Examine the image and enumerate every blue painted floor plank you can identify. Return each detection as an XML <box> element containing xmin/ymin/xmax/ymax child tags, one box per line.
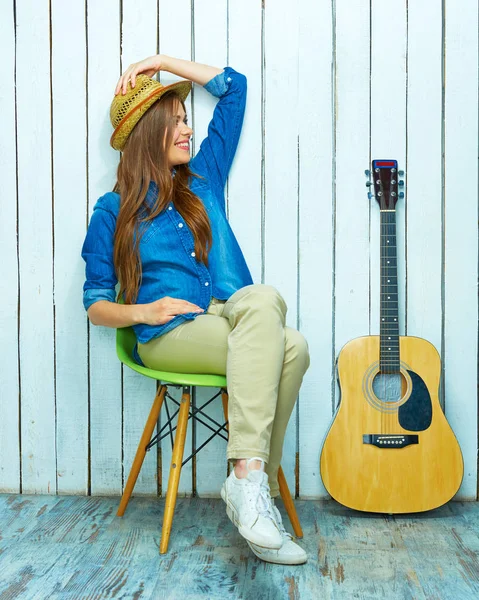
<box><xmin>0</xmin><ymin>495</ymin><xmax>478</xmax><ymax>599</ymax></box>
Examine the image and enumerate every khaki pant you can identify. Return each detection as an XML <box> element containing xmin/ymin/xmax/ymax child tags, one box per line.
<box><xmin>138</xmin><ymin>284</ymin><xmax>310</xmax><ymax>497</ymax></box>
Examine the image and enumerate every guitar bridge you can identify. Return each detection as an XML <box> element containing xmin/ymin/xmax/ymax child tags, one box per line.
<box><xmin>363</xmin><ymin>434</ymin><xmax>419</xmax><ymax>448</ymax></box>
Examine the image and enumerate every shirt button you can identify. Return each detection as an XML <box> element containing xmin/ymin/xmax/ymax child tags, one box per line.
<box><xmin>191</xmin><ymin>252</ymin><xmax>196</xmax><ymax>257</ymax></box>
<box><xmin>168</xmin><ymin>206</ymin><xmax>172</xmax><ymax>211</ymax></box>
<box><xmin>178</xmin><ymin>223</ymin><xmax>183</xmax><ymax>228</ymax></box>
<box><xmin>227</xmin><ymin>77</ymin><xmax>232</xmax><ymax>82</ymax></box>
<box><xmin>205</xmin><ymin>282</ymin><xmax>209</xmax><ymax>286</ymax></box>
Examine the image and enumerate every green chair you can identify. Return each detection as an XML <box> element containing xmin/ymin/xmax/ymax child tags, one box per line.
<box><xmin>116</xmin><ymin>325</ymin><xmax>303</xmax><ymax>554</ymax></box>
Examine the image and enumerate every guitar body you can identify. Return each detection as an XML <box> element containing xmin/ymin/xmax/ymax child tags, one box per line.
<box><xmin>320</xmin><ymin>335</ymin><xmax>464</xmax><ymax>513</ymax></box>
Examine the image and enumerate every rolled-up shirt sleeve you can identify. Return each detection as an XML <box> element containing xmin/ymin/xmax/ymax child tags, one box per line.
<box><xmin>190</xmin><ymin>67</ymin><xmax>247</xmax><ymax>197</ymax></box>
<box><xmin>81</xmin><ymin>206</ymin><xmax>118</xmax><ymax>311</ymax></box>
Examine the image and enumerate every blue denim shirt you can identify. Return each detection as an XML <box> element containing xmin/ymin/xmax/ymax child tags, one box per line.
<box><xmin>82</xmin><ymin>67</ymin><xmax>253</xmax><ymax>347</ymax></box>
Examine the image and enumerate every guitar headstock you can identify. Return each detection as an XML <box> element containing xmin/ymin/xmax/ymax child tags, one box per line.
<box><xmin>365</xmin><ymin>159</ymin><xmax>404</xmax><ymax>210</ymax></box>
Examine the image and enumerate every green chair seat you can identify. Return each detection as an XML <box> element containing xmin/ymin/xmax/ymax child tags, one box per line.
<box><xmin>116</xmin><ymin>325</ymin><xmax>227</xmax><ymax>388</ymax></box>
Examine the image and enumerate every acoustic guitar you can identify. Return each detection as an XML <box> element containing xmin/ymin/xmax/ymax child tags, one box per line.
<box><xmin>320</xmin><ymin>159</ymin><xmax>463</xmax><ymax>513</ymax></box>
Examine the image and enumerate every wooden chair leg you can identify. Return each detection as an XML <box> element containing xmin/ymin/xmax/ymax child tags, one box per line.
<box><xmin>221</xmin><ymin>390</ymin><xmax>231</xmax><ymax>476</ymax></box>
<box><xmin>278</xmin><ymin>466</ymin><xmax>303</xmax><ymax>538</ymax></box>
<box><xmin>221</xmin><ymin>389</ymin><xmax>229</xmax><ymax>422</ymax></box>
<box><xmin>222</xmin><ymin>389</ymin><xmax>303</xmax><ymax>538</ymax></box>
<box><xmin>117</xmin><ymin>385</ymin><xmax>167</xmax><ymax>517</ymax></box>
<box><xmin>160</xmin><ymin>386</ymin><xmax>191</xmax><ymax>554</ymax></box>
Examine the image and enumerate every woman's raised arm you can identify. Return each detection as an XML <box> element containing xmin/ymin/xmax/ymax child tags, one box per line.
<box><xmin>115</xmin><ymin>55</ymin><xmax>223</xmax><ymax>95</ymax></box>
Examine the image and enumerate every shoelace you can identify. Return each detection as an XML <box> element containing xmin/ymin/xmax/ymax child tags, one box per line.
<box><xmin>244</xmin><ymin>477</ymin><xmax>278</xmax><ymax>523</ymax></box>
<box><xmin>258</xmin><ymin>479</ymin><xmax>293</xmax><ymax>540</ymax></box>
<box><xmin>270</xmin><ymin>502</ymin><xmax>293</xmax><ymax>540</ymax></box>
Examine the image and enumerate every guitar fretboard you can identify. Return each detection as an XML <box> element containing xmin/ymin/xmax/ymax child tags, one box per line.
<box><xmin>380</xmin><ymin>210</ymin><xmax>400</xmax><ymax>372</ymax></box>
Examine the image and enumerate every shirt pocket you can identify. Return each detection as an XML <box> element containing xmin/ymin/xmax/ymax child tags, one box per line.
<box><xmin>140</xmin><ymin>219</ymin><xmax>161</xmax><ymax>244</ymax></box>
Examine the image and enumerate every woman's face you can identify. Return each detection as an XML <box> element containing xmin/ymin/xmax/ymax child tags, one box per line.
<box><xmin>167</xmin><ymin>101</ymin><xmax>193</xmax><ymax>169</ymax></box>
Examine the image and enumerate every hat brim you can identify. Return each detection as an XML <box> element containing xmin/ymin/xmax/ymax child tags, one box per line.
<box><xmin>110</xmin><ymin>79</ymin><xmax>192</xmax><ymax>151</ymax></box>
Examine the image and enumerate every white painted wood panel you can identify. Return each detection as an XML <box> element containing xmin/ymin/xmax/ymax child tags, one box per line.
<box><xmin>297</xmin><ymin>0</ymin><xmax>334</xmax><ymax>499</ymax></box>
<box><xmin>0</xmin><ymin>0</ymin><xmax>20</xmax><ymax>493</ymax></box>
<box><xmin>263</xmin><ymin>0</ymin><xmax>300</xmax><ymax>493</ymax></box>
<box><xmin>51</xmin><ymin>0</ymin><xmax>89</xmax><ymax>495</ymax></box>
<box><xmin>0</xmin><ymin>0</ymin><xmax>477</xmax><ymax>502</ymax></box>
<box><xmin>87</xmin><ymin>0</ymin><xmax>122</xmax><ymax>495</ymax></box>
<box><xmin>120</xmin><ymin>0</ymin><xmax>158</xmax><ymax>496</ymax></box>
<box><xmin>370</xmin><ymin>0</ymin><xmax>407</xmax><ymax>336</ymax></box>
<box><xmin>443</xmin><ymin>0</ymin><xmax>478</xmax><ymax>500</ymax></box>
<box><xmin>16</xmin><ymin>0</ymin><xmax>56</xmax><ymax>494</ymax></box>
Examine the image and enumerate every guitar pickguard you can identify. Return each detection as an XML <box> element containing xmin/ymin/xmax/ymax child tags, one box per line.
<box><xmin>398</xmin><ymin>370</ymin><xmax>432</xmax><ymax>431</ymax></box>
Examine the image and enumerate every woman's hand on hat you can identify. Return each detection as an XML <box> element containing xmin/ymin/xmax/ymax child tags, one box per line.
<box><xmin>115</xmin><ymin>55</ymin><xmax>164</xmax><ymax>95</ymax></box>
<box><xmin>138</xmin><ymin>296</ymin><xmax>204</xmax><ymax>326</ymax></box>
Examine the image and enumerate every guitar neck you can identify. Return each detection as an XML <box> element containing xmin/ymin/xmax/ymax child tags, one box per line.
<box><xmin>380</xmin><ymin>209</ymin><xmax>400</xmax><ymax>372</ymax></box>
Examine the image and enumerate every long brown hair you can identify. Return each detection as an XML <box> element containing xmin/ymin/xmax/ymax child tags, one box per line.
<box><xmin>113</xmin><ymin>91</ymin><xmax>212</xmax><ymax>304</ymax></box>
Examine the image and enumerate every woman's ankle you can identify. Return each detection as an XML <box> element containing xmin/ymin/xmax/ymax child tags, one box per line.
<box><xmin>234</xmin><ymin>458</ymin><xmax>264</xmax><ymax>479</ymax></box>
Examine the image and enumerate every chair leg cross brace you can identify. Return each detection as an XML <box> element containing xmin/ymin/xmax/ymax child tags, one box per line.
<box><xmin>146</xmin><ymin>390</ymin><xmax>229</xmax><ymax>452</ymax></box>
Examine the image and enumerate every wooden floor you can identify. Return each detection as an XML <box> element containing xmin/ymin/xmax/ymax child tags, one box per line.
<box><xmin>0</xmin><ymin>495</ymin><xmax>478</xmax><ymax>600</ymax></box>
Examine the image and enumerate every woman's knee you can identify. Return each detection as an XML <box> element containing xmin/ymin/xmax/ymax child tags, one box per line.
<box><xmin>237</xmin><ymin>284</ymin><xmax>288</xmax><ymax>314</ymax></box>
<box><xmin>285</xmin><ymin>328</ymin><xmax>310</xmax><ymax>372</ymax></box>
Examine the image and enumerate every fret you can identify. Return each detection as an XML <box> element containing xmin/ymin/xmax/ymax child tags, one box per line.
<box><xmin>380</xmin><ymin>359</ymin><xmax>401</xmax><ymax>363</ymax></box>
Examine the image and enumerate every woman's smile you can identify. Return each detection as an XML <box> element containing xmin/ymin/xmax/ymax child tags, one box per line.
<box><xmin>175</xmin><ymin>140</ymin><xmax>190</xmax><ymax>151</ymax></box>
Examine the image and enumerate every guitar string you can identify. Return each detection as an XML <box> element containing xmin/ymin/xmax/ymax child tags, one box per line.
<box><xmin>379</xmin><ymin>169</ymin><xmax>386</xmax><ymax>434</ymax></box>
<box><xmin>378</xmin><ymin>168</ymin><xmax>385</xmax><ymax>435</ymax></box>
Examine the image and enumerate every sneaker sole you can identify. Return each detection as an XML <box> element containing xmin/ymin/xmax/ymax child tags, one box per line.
<box><xmin>246</xmin><ymin>540</ymin><xmax>308</xmax><ymax>565</ymax></box>
<box><xmin>221</xmin><ymin>485</ymin><xmax>282</xmax><ymax>550</ymax></box>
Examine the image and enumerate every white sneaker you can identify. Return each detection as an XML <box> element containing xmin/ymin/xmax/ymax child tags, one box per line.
<box><xmin>247</xmin><ymin>501</ymin><xmax>308</xmax><ymax>565</ymax></box>
<box><xmin>221</xmin><ymin>458</ymin><xmax>283</xmax><ymax>549</ymax></box>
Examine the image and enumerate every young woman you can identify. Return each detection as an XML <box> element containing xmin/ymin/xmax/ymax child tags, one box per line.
<box><xmin>82</xmin><ymin>55</ymin><xmax>310</xmax><ymax>565</ymax></box>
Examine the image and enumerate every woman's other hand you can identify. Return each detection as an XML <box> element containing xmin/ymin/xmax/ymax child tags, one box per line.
<box><xmin>115</xmin><ymin>55</ymin><xmax>164</xmax><ymax>95</ymax></box>
<box><xmin>139</xmin><ymin>297</ymin><xmax>204</xmax><ymax>326</ymax></box>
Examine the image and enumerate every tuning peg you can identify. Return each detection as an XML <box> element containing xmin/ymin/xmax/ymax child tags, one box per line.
<box><xmin>398</xmin><ymin>170</ymin><xmax>404</xmax><ymax>176</ymax></box>
<box><xmin>366</xmin><ymin>181</ymin><xmax>372</xmax><ymax>187</ymax></box>
<box><xmin>365</xmin><ymin>169</ymin><xmax>371</xmax><ymax>177</ymax></box>
<box><xmin>399</xmin><ymin>192</ymin><xmax>405</xmax><ymax>198</ymax></box>
<box><xmin>368</xmin><ymin>192</ymin><xmax>374</xmax><ymax>199</ymax></box>
<box><xmin>398</xmin><ymin>180</ymin><xmax>404</xmax><ymax>186</ymax></box>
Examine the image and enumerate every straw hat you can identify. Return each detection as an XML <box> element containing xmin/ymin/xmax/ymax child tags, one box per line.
<box><xmin>110</xmin><ymin>74</ymin><xmax>192</xmax><ymax>151</ymax></box>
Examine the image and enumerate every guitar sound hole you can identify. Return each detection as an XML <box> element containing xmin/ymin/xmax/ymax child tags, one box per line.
<box><xmin>372</xmin><ymin>372</ymin><xmax>405</xmax><ymax>404</ymax></box>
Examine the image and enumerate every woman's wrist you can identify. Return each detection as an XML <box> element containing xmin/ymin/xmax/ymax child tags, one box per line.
<box><xmin>157</xmin><ymin>54</ymin><xmax>170</xmax><ymax>73</ymax></box>
<box><xmin>130</xmin><ymin>303</ymin><xmax>146</xmax><ymax>325</ymax></box>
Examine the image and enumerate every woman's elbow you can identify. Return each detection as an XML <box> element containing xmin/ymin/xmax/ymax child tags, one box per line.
<box><xmin>87</xmin><ymin>304</ymin><xmax>101</xmax><ymax>326</ymax></box>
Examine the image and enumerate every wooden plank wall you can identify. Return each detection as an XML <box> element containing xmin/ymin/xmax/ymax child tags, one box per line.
<box><xmin>0</xmin><ymin>0</ymin><xmax>477</xmax><ymax>500</ymax></box>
